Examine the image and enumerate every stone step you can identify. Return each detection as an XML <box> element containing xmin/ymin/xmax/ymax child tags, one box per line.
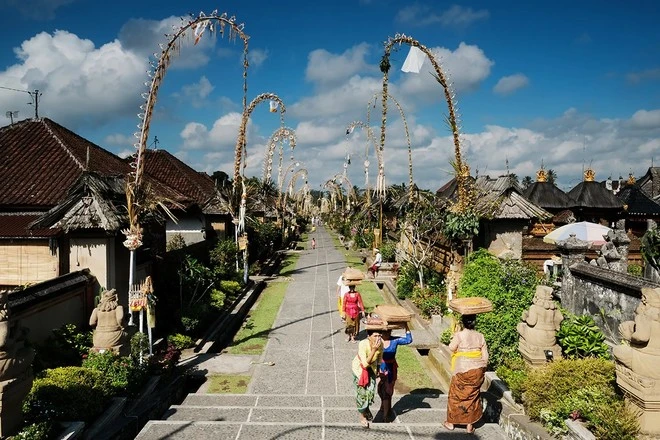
<box><xmin>136</xmin><ymin>420</ymin><xmax>507</xmax><ymax>440</ymax></box>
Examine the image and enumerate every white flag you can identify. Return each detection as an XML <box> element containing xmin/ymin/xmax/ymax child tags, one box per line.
<box><xmin>401</xmin><ymin>46</ymin><xmax>426</xmax><ymax>74</ymax></box>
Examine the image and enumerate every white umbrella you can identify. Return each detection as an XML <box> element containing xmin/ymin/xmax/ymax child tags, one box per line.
<box><xmin>543</xmin><ymin>221</ymin><xmax>612</xmax><ymax>245</ymax></box>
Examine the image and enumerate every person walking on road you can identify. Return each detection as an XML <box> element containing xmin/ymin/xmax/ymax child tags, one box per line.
<box><xmin>336</xmin><ymin>273</ymin><xmax>350</xmax><ymax>322</ymax></box>
<box><xmin>311</xmin><ymin>237</ymin><xmax>316</xmax><ymax>249</ymax></box>
<box><xmin>444</xmin><ymin>314</ymin><xmax>489</xmax><ymax>434</ymax></box>
<box><xmin>343</xmin><ymin>280</ymin><xmax>365</xmax><ymax>343</ymax></box>
<box><xmin>351</xmin><ymin>328</ymin><xmax>383</xmax><ymax>429</ymax></box>
<box><xmin>378</xmin><ymin>323</ymin><xmax>413</xmax><ymax>422</ymax></box>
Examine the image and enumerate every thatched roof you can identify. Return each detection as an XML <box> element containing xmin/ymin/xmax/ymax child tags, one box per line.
<box><xmin>637</xmin><ymin>167</ymin><xmax>660</xmax><ymax>199</ymax></box>
<box><xmin>30</xmin><ymin>172</ymin><xmax>128</xmax><ymax>232</ymax></box>
<box><xmin>524</xmin><ymin>181</ymin><xmax>576</xmax><ymax>210</ymax></box>
<box><xmin>617</xmin><ymin>184</ymin><xmax>660</xmax><ymax>217</ymax></box>
<box><xmin>474</xmin><ymin>175</ymin><xmax>553</xmax><ymax>221</ymax></box>
<box><xmin>567</xmin><ymin>181</ymin><xmax>625</xmax><ymax>209</ymax></box>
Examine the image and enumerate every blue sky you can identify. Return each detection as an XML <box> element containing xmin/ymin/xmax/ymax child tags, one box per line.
<box><xmin>0</xmin><ymin>0</ymin><xmax>658</xmax><ymax>193</ymax></box>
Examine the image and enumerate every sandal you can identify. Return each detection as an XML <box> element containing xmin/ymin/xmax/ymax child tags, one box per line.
<box><xmin>467</xmin><ymin>424</ymin><xmax>475</xmax><ymax>434</ymax></box>
<box><xmin>443</xmin><ymin>422</ymin><xmax>455</xmax><ymax>431</ymax></box>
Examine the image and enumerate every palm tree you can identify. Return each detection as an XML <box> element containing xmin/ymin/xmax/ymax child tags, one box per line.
<box><xmin>521</xmin><ymin>175</ymin><xmax>533</xmax><ymax>190</ymax></box>
<box><xmin>547</xmin><ymin>169</ymin><xmax>558</xmax><ymax>185</ymax></box>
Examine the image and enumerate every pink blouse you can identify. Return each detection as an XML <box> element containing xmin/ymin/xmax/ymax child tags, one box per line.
<box><xmin>448</xmin><ymin>329</ymin><xmax>489</xmax><ymax>374</ymax></box>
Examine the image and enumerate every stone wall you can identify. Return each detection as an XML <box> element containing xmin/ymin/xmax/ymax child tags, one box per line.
<box><xmin>561</xmin><ymin>262</ymin><xmax>660</xmax><ymax>342</ymax></box>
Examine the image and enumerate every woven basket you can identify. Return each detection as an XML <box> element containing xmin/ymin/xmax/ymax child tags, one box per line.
<box><xmin>373</xmin><ymin>304</ymin><xmax>413</xmax><ymax>323</ymax></box>
<box><xmin>448</xmin><ymin>297</ymin><xmax>493</xmax><ymax>315</ymax></box>
<box><xmin>342</xmin><ymin>267</ymin><xmax>365</xmax><ymax>286</ymax></box>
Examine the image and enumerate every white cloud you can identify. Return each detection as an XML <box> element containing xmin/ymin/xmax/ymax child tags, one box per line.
<box><xmin>396</xmin><ymin>4</ymin><xmax>489</xmax><ymax>28</ymax></box>
<box><xmin>174</xmin><ymin>76</ymin><xmax>214</xmax><ymax>107</ymax></box>
<box><xmin>248</xmin><ymin>48</ymin><xmax>269</xmax><ymax>67</ymax></box>
<box><xmin>493</xmin><ymin>73</ymin><xmax>530</xmax><ymax>96</ymax></box>
<box><xmin>180</xmin><ymin>112</ymin><xmax>258</xmax><ymax>151</ymax></box>
<box><xmin>398</xmin><ymin>42</ymin><xmax>494</xmax><ymax>100</ymax></box>
<box><xmin>626</xmin><ymin>68</ymin><xmax>660</xmax><ymax>84</ymax></box>
<box><xmin>104</xmin><ymin>133</ymin><xmax>136</xmax><ymax>149</ymax></box>
<box><xmin>0</xmin><ymin>30</ymin><xmax>146</xmax><ymax>129</ymax></box>
<box><xmin>630</xmin><ymin>109</ymin><xmax>660</xmax><ymax>129</ymax></box>
<box><xmin>305</xmin><ymin>43</ymin><xmax>374</xmax><ymax>88</ymax></box>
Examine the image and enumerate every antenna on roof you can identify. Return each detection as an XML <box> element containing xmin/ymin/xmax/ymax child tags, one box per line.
<box><xmin>152</xmin><ymin>136</ymin><xmax>159</xmax><ymax>150</ymax></box>
<box><xmin>0</xmin><ymin>86</ymin><xmax>41</xmax><ymax>118</ymax></box>
<box><xmin>505</xmin><ymin>156</ymin><xmax>510</xmax><ymax>175</ymax></box>
<box><xmin>581</xmin><ymin>136</ymin><xmax>587</xmax><ymax>177</ymax></box>
<box><xmin>5</xmin><ymin>111</ymin><xmax>18</xmax><ymax>125</ymax></box>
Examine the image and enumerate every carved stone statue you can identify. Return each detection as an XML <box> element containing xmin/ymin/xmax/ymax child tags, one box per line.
<box><xmin>0</xmin><ymin>291</ymin><xmax>35</xmax><ymax>437</ymax></box>
<box><xmin>89</xmin><ymin>289</ymin><xmax>127</xmax><ymax>354</ymax></box>
<box><xmin>613</xmin><ymin>287</ymin><xmax>660</xmax><ymax>435</ymax></box>
<box><xmin>517</xmin><ymin>285</ymin><xmax>563</xmax><ymax>366</ymax></box>
<box><xmin>0</xmin><ymin>292</ymin><xmax>34</xmax><ymax>381</ymax></box>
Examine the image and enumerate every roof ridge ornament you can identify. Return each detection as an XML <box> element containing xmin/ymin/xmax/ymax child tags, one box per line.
<box><xmin>536</xmin><ymin>168</ymin><xmax>547</xmax><ymax>182</ymax></box>
<box><xmin>584</xmin><ymin>168</ymin><xmax>596</xmax><ymax>182</ymax></box>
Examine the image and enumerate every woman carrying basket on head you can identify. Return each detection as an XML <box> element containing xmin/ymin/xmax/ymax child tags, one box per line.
<box><xmin>377</xmin><ymin>323</ymin><xmax>412</xmax><ymax>422</ymax></box>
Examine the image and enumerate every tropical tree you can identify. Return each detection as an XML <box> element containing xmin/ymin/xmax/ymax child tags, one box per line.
<box><xmin>398</xmin><ymin>197</ymin><xmax>444</xmax><ymax>289</ymax></box>
<box><xmin>547</xmin><ymin>169</ymin><xmax>558</xmax><ymax>185</ymax></box>
<box><xmin>521</xmin><ymin>175</ymin><xmax>533</xmax><ymax>190</ymax></box>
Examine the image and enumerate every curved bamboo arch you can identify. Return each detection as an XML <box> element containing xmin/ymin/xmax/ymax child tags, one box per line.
<box><xmin>323</xmin><ymin>181</ymin><xmax>343</xmax><ymax>212</ymax></box>
<box><xmin>262</xmin><ymin>126</ymin><xmax>297</xmax><ymax>183</ymax></box>
<box><xmin>380</xmin><ymin>34</ymin><xmax>470</xmax><ymax>211</ymax></box>
<box><xmin>326</xmin><ymin>173</ymin><xmax>358</xmax><ymax>209</ymax></box>
<box><xmin>366</xmin><ymin>92</ymin><xmax>413</xmax><ymax>201</ymax></box>
<box><xmin>345</xmin><ymin>120</ymin><xmax>380</xmax><ymax>206</ymax></box>
<box><xmin>128</xmin><ymin>11</ymin><xmax>249</xmax><ymax>234</ymax></box>
<box><xmin>282</xmin><ymin>168</ymin><xmax>308</xmax><ymax>213</ymax></box>
<box><xmin>234</xmin><ymin>92</ymin><xmax>286</xmax><ymax>190</ymax></box>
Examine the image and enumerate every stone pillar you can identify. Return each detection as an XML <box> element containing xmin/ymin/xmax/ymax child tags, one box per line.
<box><xmin>557</xmin><ymin>235</ymin><xmax>590</xmax><ymax>313</ymax></box>
<box><xmin>0</xmin><ymin>373</ymin><xmax>33</xmax><ymax>437</ymax></box>
<box><xmin>608</xmin><ymin>219</ymin><xmax>631</xmax><ymax>273</ymax></box>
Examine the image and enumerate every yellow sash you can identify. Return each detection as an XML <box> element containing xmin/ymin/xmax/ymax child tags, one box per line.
<box><xmin>451</xmin><ymin>350</ymin><xmax>482</xmax><ymax>371</ymax></box>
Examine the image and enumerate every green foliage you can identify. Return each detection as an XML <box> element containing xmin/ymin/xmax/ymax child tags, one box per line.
<box><xmin>220</xmin><ymin>280</ymin><xmax>242</xmax><ymax>295</ymax></box>
<box><xmin>495</xmin><ymin>356</ymin><xmax>528</xmax><ymax>403</ymax></box>
<box><xmin>33</xmin><ymin>324</ymin><xmax>93</xmax><ymax>371</ymax></box>
<box><xmin>641</xmin><ymin>227</ymin><xmax>660</xmax><ymax>270</ymax></box>
<box><xmin>12</xmin><ymin>420</ymin><xmax>56</xmax><ymax>440</ymax></box>
<box><xmin>209</xmin><ymin>288</ymin><xmax>226</xmax><ymax>311</ymax></box>
<box><xmin>23</xmin><ymin>367</ymin><xmax>113</xmax><ymax>423</ymax></box>
<box><xmin>247</xmin><ymin>220</ymin><xmax>282</xmax><ymax>261</ymax></box>
<box><xmin>380</xmin><ymin>241</ymin><xmax>397</xmax><ymax>262</ymax></box>
<box><xmin>539</xmin><ymin>386</ymin><xmax>615</xmax><ymax>435</ymax></box>
<box><xmin>210</xmin><ymin>239</ymin><xmax>240</xmax><ymax>280</ymax></box>
<box><xmin>458</xmin><ymin>249</ymin><xmax>538</xmax><ymax>369</ymax></box>
<box><xmin>442</xmin><ymin>211</ymin><xmax>479</xmax><ymax>241</ymax></box>
<box><xmin>130</xmin><ymin>332</ymin><xmax>149</xmax><ymax>360</ymax></box>
<box><xmin>522</xmin><ymin>358</ymin><xmax>616</xmax><ymax>421</ymax></box>
<box><xmin>440</xmin><ymin>328</ymin><xmax>453</xmax><ymax>345</ymax></box>
<box><xmin>354</xmin><ymin>228</ymin><xmax>374</xmax><ymax>249</ymax></box>
<box><xmin>627</xmin><ymin>263</ymin><xmax>643</xmax><ymax>277</ymax></box>
<box><xmin>82</xmin><ymin>351</ymin><xmax>147</xmax><ymax>395</ymax></box>
<box><xmin>166</xmin><ymin>233</ymin><xmax>186</xmax><ymax>252</ymax></box>
<box><xmin>589</xmin><ymin>400</ymin><xmax>640</xmax><ymax>440</ymax></box>
<box><xmin>396</xmin><ymin>262</ymin><xmax>417</xmax><ymax>299</ymax></box>
<box><xmin>557</xmin><ymin>314</ymin><xmax>610</xmax><ymax>360</ymax></box>
<box><xmin>167</xmin><ymin>333</ymin><xmax>195</xmax><ymax>350</ymax></box>
<box><xmin>411</xmin><ymin>285</ymin><xmax>447</xmax><ymax>318</ymax></box>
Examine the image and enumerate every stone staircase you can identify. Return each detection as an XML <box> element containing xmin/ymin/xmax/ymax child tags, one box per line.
<box><xmin>135</xmin><ymin>392</ymin><xmax>506</xmax><ymax>439</ymax></box>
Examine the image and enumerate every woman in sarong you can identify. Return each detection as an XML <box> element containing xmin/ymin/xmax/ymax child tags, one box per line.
<box><xmin>377</xmin><ymin>323</ymin><xmax>413</xmax><ymax>422</ymax></box>
<box><xmin>444</xmin><ymin>314</ymin><xmax>488</xmax><ymax>434</ymax></box>
<box><xmin>343</xmin><ymin>283</ymin><xmax>365</xmax><ymax>343</ymax></box>
<box><xmin>351</xmin><ymin>328</ymin><xmax>383</xmax><ymax>428</ymax></box>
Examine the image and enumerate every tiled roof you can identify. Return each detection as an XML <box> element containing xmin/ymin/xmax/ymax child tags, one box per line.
<box><xmin>0</xmin><ymin>213</ymin><xmax>60</xmax><ymax>238</ymax></box>
<box><xmin>617</xmin><ymin>184</ymin><xmax>660</xmax><ymax>216</ymax></box>
<box><xmin>567</xmin><ymin>181</ymin><xmax>625</xmax><ymax>209</ymax></box>
<box><xmin>524</xmin><ymin>181</ymin><xmax>576</xmax><ymax>210</ymax></box>
<box><xmin>0</xmin><ymin>118</ymin><xmax>130</xmax><ymax>208</ymax></box>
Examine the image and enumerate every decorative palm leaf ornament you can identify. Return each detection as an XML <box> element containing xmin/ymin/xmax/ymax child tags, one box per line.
<box><xmin>345</xmin><ymin>120</ymin><xmax>379</xmax><ymax>206</ymax></box>
<box><xmin>380</xmin><ymin>34</ymin><xmax>474</xmax><ymax>213</ymax></box>
<box><xmin>262</xmin><ymin>126</ymin><xmax>297</xmax><ymax>184</ymax></box>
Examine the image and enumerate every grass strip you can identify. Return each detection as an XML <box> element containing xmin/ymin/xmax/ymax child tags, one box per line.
<box><xmin>279</xmin><ymin>252</ymin><xmax>301</xmax><ymax>277</ymax></box>
<box><xmin>206</xmin><ymin>374</ymin><xmax>250</xmax><ymax>394</ymax></box>
<box><xmin>394</xmin><ymin>345</ymin><xmax>437</xmax><ymax>392</ymax></box>
<box><xmin>226</xmin><ymin>279</ymin><xmax>287</xmax><ymax>355</ymax></box>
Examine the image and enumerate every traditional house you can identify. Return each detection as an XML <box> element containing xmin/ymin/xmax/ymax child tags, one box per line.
<box><xmin>567</xmin><ymin>168</ymin><xmax>625</xmax><ymax>225</ymax></box>
<box><xmin>473</xmin><ymin>175</ymin><xmax>553</xmax><ymax>259</ymax></box>
<box><xmin>523</xmin><ymin>168</ymin><xmax>577</xmax><ymax>215</ymax></box>
<box><xmin>616</xmin><ymin>174</ymin><xmax>660</xmax><ymax>235</ymax></box>
<box><xmin>136</xmin><ymin>149</ymin><xmax>233</xmax><ymax>245</ymax></box>
<box><xmin>637</xmin><ymin>167</ymin><xmax>660</xmax><ymax>200</ymax></box>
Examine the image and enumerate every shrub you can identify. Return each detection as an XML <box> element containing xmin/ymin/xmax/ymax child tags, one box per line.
<box><xmin>458</xmin><ymin>249</ymin><xmax>538</xmax><ymax>369</ymax></box>
<box><xmin>23</xmin><ymin>367</ymin><xmax>113</xmax><ymax>423</ymax></box>
<box><xmin>167</xmin><ymin>333</ymin><xmax>195</xmax><ymax>350</ymax></box>
<box><xmin>209</xmin><ymin>288</ymin><xmax>226</xmax><ymax>311</ymax></box>
<box><xmin>149</xmin><ymin>343</ymin><xmax>181</xmax><ymax>376</ymax></box>
<box><xmin>166</xmin><ymin>233</ymin><xmax>186</xmax><ymax>252</ymax></box>
<box><xmin>440</xmin><ymin>328</ymin><xmax>453</xmax><ymax>345</ymax></box>
<box><xmin>210</xmin><ymin>239</ymin><xmax>240</xmax><ymax>280</ymax></box>
<box><xmin>13</xmin><ymin>420</ymin><xmax>56</xmax><ymax>440</ymax></box>
<box><xmin>627</xmin><ymin>263</ymin><xmax>643</xmax><ymax>277</ymax></box>
<box><xmin>82</xmin><ymin>351</ymin><xmax>147</xmax><ymax>395</ymax></box>
<box><xmin>130</xmin><ymin>332</ymin><xmax>150</xmax><ymax>360</ymax></box>
<box><xmin>396</xmin><ymin>262</ymin><xmax>417</xmax><ymax>299</ymax></box>
<box><xmin>33</xmin><ymin>324</ymin><xmax>93</xmax><ymax>371</ymax></box>
<box><xmin>495</xmin><ymin>357</ymin><xmax>528</xmax><ymax>403</ymax></box>
<box><xmin>589</xmin><ymin>400</ymin><xmax>640</xmax><ymax>440</ymax></box>
<box><xmin>557</xmin><ymin>314</ymin><xmax>610</xmax><ymax>360</ymax></box>
<box><xmin>380</xmin><ymin>241</ymin><xmax>397</xmax><ymax>262</ymax></box>
<box><xmin>411</xmin><ymin>285</ymin><xmax>447</xmax><ymax>318</ymax></box>
<box><xmin>220</xmin><ymin>280</ymin><xmax>242</xmax><ymax>296</ymax></box>
<box><xmin>522</xmin><ymin>358</ymin><xmax>615</xmax><ymax>421</ymax></box>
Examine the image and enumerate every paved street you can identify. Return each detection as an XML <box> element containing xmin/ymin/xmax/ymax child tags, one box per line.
<box><xmin>136</xmin><ymin>226</ymin><xmax>507</xmax><ymax>439</ymax></box>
